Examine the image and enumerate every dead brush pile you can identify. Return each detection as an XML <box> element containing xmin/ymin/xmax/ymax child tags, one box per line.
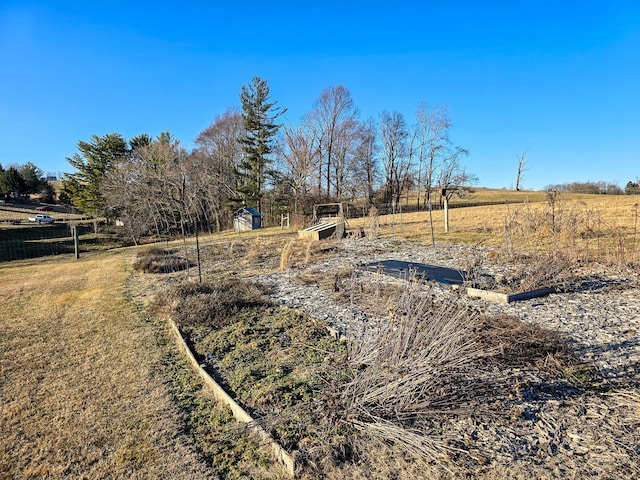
<box><xmin>133</xmin><ymin>247</ymin><xmax>190</xmax><ymax>273</ymax></box>
<box><xmin>313</xmin><ymin>286</ymin><xmax>494</xmax><ymax>462</ymax></box>
<box><xmin>463</xmin><ymin>247</ymin><xmax>575</xmax><ymax>293</ymax></box>
<box><xmin>475</xmin><ymin>313</ymin><xmax>577</xmax><ymax>375</ymax></box>
<box><xmin>290</xmin><ymin>285</ymin><xmax>477</xmax><ymax>474</ymax></box>
<box><xmin>291</xmin><ymin>281</ymin><xmax>635</xmax><ymax>478</ymax></box>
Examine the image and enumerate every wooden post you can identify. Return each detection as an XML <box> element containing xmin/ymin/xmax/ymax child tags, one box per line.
<box><xmin>73</xmin><ymin>225</ymin><xmax>80</xmax><ymax>259</ymax></box>
<box><xmin>195</xmin><ymin>229</ymin><xmax>202</xmax><ymax>283</ymax></box>
<box><xmin>444</xmin><ymin>198</ymin><xmax>449</xmax><ymax>233</ymax></box>
<box><xmin>280</xmin><ymin>213</ymin><xmax>290</xmax><ymax>229</ymax></box>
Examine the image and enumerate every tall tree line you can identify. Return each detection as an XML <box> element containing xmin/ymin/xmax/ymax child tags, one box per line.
<box><xmin>62</xmin><ymin>78</ymin><xmax>474</xmax><ymax>242</ymax></box>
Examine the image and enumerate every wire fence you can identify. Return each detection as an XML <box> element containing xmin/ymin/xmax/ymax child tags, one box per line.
<box><xmin>0</xmin><ymin>223</ymin><xmax>94</xmax><ymax>262</ymax></box>
<box><xmin>342</xmin><ymin>200</ymin><xmax>526</xmax><ymax>220</ymax></box>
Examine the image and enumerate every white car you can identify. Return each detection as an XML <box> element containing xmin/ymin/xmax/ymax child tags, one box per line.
<box><xmin>28</xmin><ymin>214</ymin><xmax>55</xmax><ymax>223</ymax></box>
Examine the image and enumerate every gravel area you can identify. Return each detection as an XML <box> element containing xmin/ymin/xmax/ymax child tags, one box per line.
<box><xmin>228</xmin><ymin>237</ymin><xmax>640</xmax><ymax>476</ymax></box>
<box><xmin>256</xmin><ymin>238</ymin><xmax>640</xmax><ymax>388</ymax></box>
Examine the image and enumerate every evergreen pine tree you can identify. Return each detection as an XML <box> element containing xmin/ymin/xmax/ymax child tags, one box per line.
<box><xmin>62</xmin><ymin>133</ymin><xmax>129</xmax><ymax>216</ymax></box>
<box><xmin>237</xmin><ymin>76</ymin><xmax>286</xmax><ymax>212</ymax></box>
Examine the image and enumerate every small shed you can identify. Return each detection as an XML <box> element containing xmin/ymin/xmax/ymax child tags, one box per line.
<box><xmin>233</xmin><ymin>207</ymin><xmax>262</xmax><ymax>232</ymax></box>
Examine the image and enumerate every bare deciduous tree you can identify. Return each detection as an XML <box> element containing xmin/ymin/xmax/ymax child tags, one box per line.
<box><xmin>277</xmin><ymin>124</ymin><xmax>319</xmax><ymax>213</ymax></box>
<box><xmin>437</xmin><ymin>148</ymin><xmax>475</xmax><ymax>202</ymax></box>
<box><xmin>515</xmin><ymin>150</ymin><xmax>529</xmax><ymax>191</ymax></box>
<box><xmin>380</xmin><ymin>110</ymin><xmax>410</xmax><ymax>205</ymax></box>
<box><xmin>305</xmin><ymin>85</ymin><xmax>359</xmax><ymax>197</ymax></box>
<box><xmin>102</xmin><ymin>133</ymin><xmax>209</xmax><ymax>241</ymax></box>
<box><xmin>194</xmin><ymin>109</ymin><xmax>244</xmax><ymax>230</ymax></box>
<box><xmin>348</xmin><ymin>118</ymin><xmax>379</xmax><ymax>203</ymax></box>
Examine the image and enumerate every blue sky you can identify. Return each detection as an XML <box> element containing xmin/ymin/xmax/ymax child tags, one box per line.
<box><xmin>1</xmin><ymin>1</ymin><xmax>638</xmax><ymax>190</ymax></box>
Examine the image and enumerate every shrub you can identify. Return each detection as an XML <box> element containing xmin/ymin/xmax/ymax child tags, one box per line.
<box><xmin>314</xmin><ymin>284</ymin><xmax>491</xmax><ymax>462</ymax></box>
<box><xmin>298</xmin><ymin>281</ymin><xmax>586</xmax><ymax>476</ymax></box>
<box><xmin>133</xmin><ymin>248</ymin><xmax>190</xmax><ymax>273</ymax></box>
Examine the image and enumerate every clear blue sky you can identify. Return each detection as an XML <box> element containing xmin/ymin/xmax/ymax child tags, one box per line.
<box><xmin>1</xmin><ymin>1</ymin><xmax>638</xmax><ymax>190</ymax></box>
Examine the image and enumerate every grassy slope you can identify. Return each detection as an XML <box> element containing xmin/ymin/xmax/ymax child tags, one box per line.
<box><xmin>350</xmin><ymin>192</ymin><xmax>640</xmax><ymax>254</ymax></box>
<box><xmin>0</xmin><ymin>254</ymin><xmax>212</xmax><ymax>479</ymax></box>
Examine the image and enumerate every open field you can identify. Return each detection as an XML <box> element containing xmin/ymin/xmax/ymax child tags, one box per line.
<box><xmin>394</xmin><ymin>186</ymin><xmax>550</xmax><ymax>207</ymax></box>
<box><xmin>0</xmin><ymin>203</ymin><xmax>83</xmax><ymax>224</ymax></box>
<box><xmin>349</xmin><ymin>193</ymin><xmax>640</xmax><ymax>264</ymax></box>
<box><xmin>0</xmin><ymin>254</ymin><xmax>214</xmax><ymax>479</ymax></box>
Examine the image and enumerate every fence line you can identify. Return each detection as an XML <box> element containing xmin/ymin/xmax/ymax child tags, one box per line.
<box><xmin>0</xmin><ymin>223</ymin><xmax>91</xmax><ymax>262</ymax></box>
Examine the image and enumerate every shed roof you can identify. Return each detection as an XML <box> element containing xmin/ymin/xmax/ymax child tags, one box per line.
<box><xmin>233</xmin><ymin>207</ymin><xmax>261</xmax><ymax>216</ymax></box>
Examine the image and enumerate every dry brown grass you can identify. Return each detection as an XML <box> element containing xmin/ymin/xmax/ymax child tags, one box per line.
<box><xmin>349</xmin><ymin>194</ymin><xmax>640</xmax><ymax>265</ymax></box>
<box><xmin>0</xmin><ymin>254</ymin><xmax>212</xmax><ymax>479</ymax></box>
<box><xmin>280</xmin><ymin>239</ymin><xmax>295</xmax><ymax>270</ymax></box>
<box><xmin>0</xmin><ymin>204</ymin><xmax>86</xmax><ymax>223</ymax></box>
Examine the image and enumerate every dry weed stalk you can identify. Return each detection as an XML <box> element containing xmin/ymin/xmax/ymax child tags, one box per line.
<box><xmin>280</xmin><ymin>239</ymin><xmax>294</xmax><ymax>271</ymax></box>
<box><xmin>323</xmin><ymin>283</ymin><xmax>494</xmax><ymax>461</ymax></box>
<box><xmin>365</xmin><ymin>206</ymin><xmax>380</xmax><ymax>240</ymax></box>
<box><xmin>303</xmin><ymin>239</ymin><xmax>313</xmax><ymax>264</ymax></box>
<box><xmin>461</xmin><ymin>246</ymin><xmax>494</xmax><ymax>290</ymax></box>
<box><xmin>516</xmin><ymin>254</ymin><xmax>572</xmax><ymax>292</ymax></box>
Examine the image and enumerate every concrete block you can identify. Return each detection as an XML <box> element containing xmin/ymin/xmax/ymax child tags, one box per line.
<box><xmin>466</xmin><ymin>287</ymin><xmax>556</xmax><ymax>304</ymax></box>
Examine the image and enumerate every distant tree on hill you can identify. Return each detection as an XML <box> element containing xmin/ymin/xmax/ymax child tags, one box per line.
<box><xmin>625</xmin><ymin>181</ymin><xmax>640</xmax><ymax>195</ymax></box>
<box><xmin>0</xmin><ymin>166</ymin><xmax>27</xmax><ymax>198</ymax></box>
<box><xmin>515</xmin><ymin>150</ymin><xmax>529</xmax><ymax>191</ymax></box>
<box><xmin>38</xmin><ymin>182</ymin><xmax>56</xmax><ymax>203</ymax></box>
<box><xmin>0</xmin><ymin>162</ymin><xmax>54</xmax><ymax>200</ymax></box>
<box><xmin>544</xmin><ymin>181</ymin><xmax>623</xmax><ymax>195</ymax></box>
<box><xmin>18</xmin><ymin>162</ymin><xmax>44</xmax><ymax>195</ymax></box>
